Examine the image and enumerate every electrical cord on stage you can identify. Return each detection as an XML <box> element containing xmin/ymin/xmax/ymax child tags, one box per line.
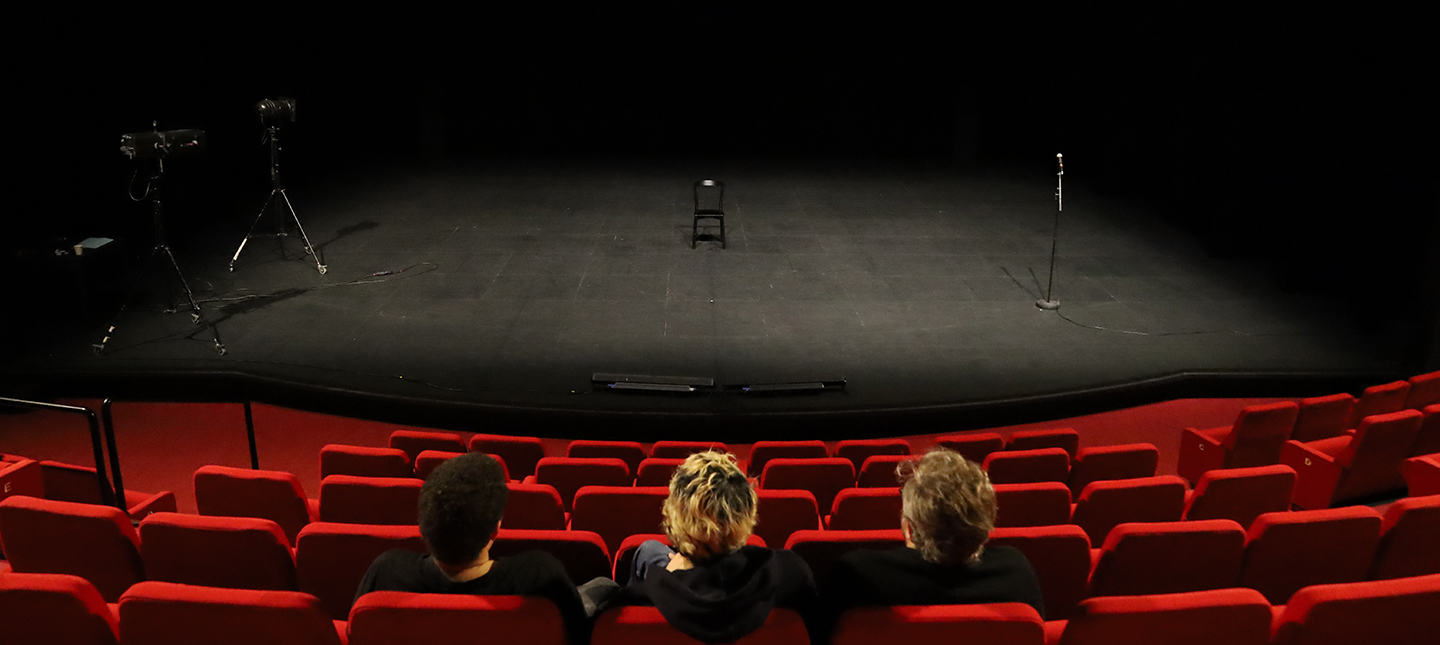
<box><xmin>1046</xmin><ymin>304</ymin><xmax>1351</xmax><ymax>338</ymax></box>
<box><xmin>191</xmin><ymin>262</ymin><xmax>439</xmax><ymax>307</ymax></box>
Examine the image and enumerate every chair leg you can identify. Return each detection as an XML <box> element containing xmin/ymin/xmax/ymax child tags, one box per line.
<box><xmin>691</xmin><ymin>216</ymin><xmax>698</xmax><ymax>249</ymax></box>
<box><xmin>719</xmin><ymin>216</ymin><xmax>726</xmax><ymax>249</ymax></box>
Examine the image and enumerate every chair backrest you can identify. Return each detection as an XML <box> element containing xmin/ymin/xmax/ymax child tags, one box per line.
<box><xmin>1331</xmin><ymin>409</ymin><xmax>1424</xmax><ymax>502</ymax></box>
<box><xmin>993</xmin><ymin>482</ymin><xmax>1073</xmax><ymax>528</ymax></box>
<box><xmin>635</xmin><ymin>458</ymin><xmax>685</xmax><ymax>487</ymax></box>
<box><xmin>747</xmin><ymin>440</ymin><xmax>829</xmax><ymax>477</ymax></box>
<box><xmin>1239</xmin><ymin>506</ymin><xmax>1382</xmax><ymax>604</ymax></box>
<box><xmin>0</xmin><ymin>495</ymin><xmax>143</xmax><ymax>602</ymax></box>
<box><xmin>1006</xmin><ymin>428</ymin><xmax>1080</xmax><ymax>460</ymax></box>
<box><xmin>835</xmin><ymin>439</ymin><xmax>911</xmax><ymax>472</ymax></box>
<box><xmin>1067</xmin><ymin>443</ymin><xmax>1160</xmax><ymax>496</ymax></box>
<box><xmin>1089</xmin><ymin>520</ymin><xmax>1246</xmax><ymax>598</ymax></box>
<box><xmin>988</xmin><ymin>524</ymin><xmax>1092</xmax><ymax>621</ymax></box>
<box><xmin>319</xmin><ymin>444</ymin><xmax>413</xmax><ymax>479</ymax></box>
<box><xmin>612</xmin><ymin>533</ymin><xmax>768</xmax><ymax>585</ymax></box>
<box><xmin>118</xmin><ymin>580</ymin><xmax>343</xmax><ymax>645</ymax></box>
<box><xmin>1402</xmin><ymin>454</ymin><xmax>1440</xmax><ymax>497</ymax></box>
<box><xmin>0</xmin><ymin>572</ymin><xmax>120</xmax><ymax>645</ymax></box>
<box><xmin>569</xmin><ymin>485</ymin><xmax>669</xmax><ymax>555</ymax></box>
<box><xmin>349</xmin><ymin>592</ymin><xmax>566</xmax><ymax>645</ymax></box>
<box><xmin>983</xmin><ymin>448</ymin><xmax>1071</xmax><ymax>485</ymax></box>
<box><xmin>1183</xmin><ymin>464</ymin><xmax>1296</xmax><ymax>528</ymax></box>
<box><xmin>37</xmin><ymin>460</ymin><xmax>111</xmax><ymax>506</ymax></box>
<box><xmin>1406</xmin><ymin>371</ymin><xmax>1440</xmax><ymax>409</ymax></box>
<box><xmin>1071</xmin><ymin>475</ymin><xmax>1188</xmax><ymax>545</ymax></box>
<box><xmin>412</xmin><ymin>450</ymin><xmax>466</xmax><ymax>480</ymax></box>
<box><xmin>1351</xmin><ymin>380</ymin><xmax>1412</xmax><ymax>428</ymax></box>
<box><xmin>1220</xmin><ymin>401</ymin><xmax>1301</xmax><ymax>466</ymax></box>
<box><xmin>827</xmin><ymin>487</ymin><xmax>902</xmax><ymax>530</ymax></box>
<box><xmin>760</xmin><ymin>457</ymin><xmax>856</xmax><ymax>513</ymax></box>
<box><xmin>1271</xmin><ymin>573</ymin><xmax>1440</xmax><ymax>645</ymax></box>
<box><xmin>387</xmin><ymin>430</ymin><xmax>465</xmax><ymax>463</ymax></box>
<box><xmin>833</xmin><ymin>603</ymin><xmax>1045</xmax><ymax>645</ymax></box>
<box><xmin>1369</xmin><ymin>494</ymin><xmax>1440</xmax><ymax>580</ymax></box>
<box><xmin>1411</xmin><ymin>404</ymin><xmax>1440</xmax><ymax>457</ymax></box>
<box><xmin>139</xmin><ymin>512</ymin><xmax>297</xmax><ymax>591</ymax></box>
<box><xmin>1291</xmin><ymin>393</ymin><xmax>1357</xmax><ymax>443</ymax></box>
<box><xmin>595</xmin><ymin>606</ymin><xmax>807</xmax><ymax>645</ymax></box>
<box><xmin>649</xmin><ymin>441</ymin><xmax>729</xmax><ymax>459</ymax></box>
<box><xmin>534</xmin><ymin>457</ymin><xmax>632</xmax><ymax>511</ymax></box>
<box><xmin>754</xmin><ymin>489</ymin><xmax>821</xmax><ymax>550</ymax></box>
<box><xmin>468</xmin><ymin>434</ymin><xmax>546</xmax><ymax>480</ymax></box>
<box><xmin>933</xmin><ymin>432</ymin><xmax>1006</xmax><ymax>465</ymax></box>
<box><xmin>784</xmin><ymin>529</ymin><xmax>905</xmax><ymax>582</ymax></box>
<box><xmin>566</xmin><ymin>440</ymin><xmax>646</xmax><ymax>475</ymax></box>
<box><xmin>317</xmin><ymin>475</ymin><xmax>423</xmax><ymax>525</ymax></box>
<box><xmin>503</xmin><ymin>482</ymin><xmax>567</xmax><ymax>530</ymax></box>
<box><xmin>295</xmin><ymin>522</ymin><xmax>426</xmax><ymax>621</ymax></box>
<box><xmin>692</xmin><ymin>179</ymin><xmax>725</xmax><ymax>211</ymax></box>
<box><xmin>1058</xmin><ymin>588</ymin><xmax>1273</xmax><ymax>645</ymax></box>
<box><xmin>194</xmin><ymin>464</ymin><xmax>315</xmax><ymax>546</ymax></box>
<box><xmin>0</xmin><ymin>457</ymin><xmax>44</xmax><ymax>504</ymax></box>
<box><xmin>857</xmin><ymin>454</ymin><xmax>915</xmax><ymax>487</ymax></box>
<box><xmin>491</xmin><ymin>528</ymin><xmax>612</xmax><ymax>585</ymax></box>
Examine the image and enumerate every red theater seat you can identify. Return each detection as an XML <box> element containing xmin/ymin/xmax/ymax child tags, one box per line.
<box><xmin>993</xmin><ymin>482</ymin><xmax>1073</xmax><ymax>528</ymax></box>
<box><xmin>1401</xmin><ymin>454</ymin><xmax>1440</xmax><ymax>497</ymax></box>
<box><xmin>827</xmin><ymin>487</ymin><xmax>902</xmax><ymax>530</ymax></box>
<box><xmin>319</xmin><ymin>444</ymin><xmax>413</xmax><ymax>479</ymax></box>
<box><xmin>1290</xmin><ymin>393</ymin><xmax>1356</xmax><ymax>443</ymax></box>
<box><xmin>1406</xmin><ymin>371</ymin><xmax>1440</xmax><ymax>409</ymax></box>
<box><xmin>1070</xmin><ymin>475</ymin><xmax>1187</xmax><ymax>545</ymax></box>
<box><xmin>1368</xmin><ymin>494</ymin><xmax>1440</xmax><ymax>580</ymax></box>
<box><xmin>349</xmin><ymin>592</ymin><xmax>565</xmax><ymax>645</ymax></box>
<box><xmin>649</xmin><ymin>441</ymin><xmax>729</xmax><ymax>459</ymax></box>
<box><xmin>566</xmin><ymin>440</ymin><xmax>646</xmax><ymax>475</ymax></box>
<box><xmin>1270</xmin><ymin>573</ymin><xmax>1440</xmax><ymax>645</ymax></box>
<box><xmin>832</xmin><ymin>603</ymin><xmax>1045</xmax><ymax>645</ymax></box>
<box><xmin>531</xmin><ymin>457</ymin><xmax>632</xmax><ymax>511</ymax></box>
<box><xmin>0</xmin><ymin>572</ymin><xmax>120</xmax><ymax>645</ymax></box>
<box><xmin>612</xmin><ymin>533</ymin><xmax>766</xmax><ymax>584</ymax></box>
<box><xmin>1006</xmin><ymin>428</ymin><xmax>1080</xmax><ymax>461</ymax></box>
<box><xmin>1056</xmin><ymin>588</ymin><xmax>1273</xmax><ymax>645</ymax></box>
<box><xmin>1411</xmin><ymin>404</ymin><xmax>1440</xmax><ymax>457</ymax></box>
<box><xmin>1281</xmin><ymin>409</ymin><xmax>1424</xmax><ymax>509</ymax></box>
<box><xmin>934</xmin><ymin>432</ymin><xmax>1006</xmax><ymax>464</ymax></box>
<box><xmin>784</xmin><ymin>529</ymin><xmax>906</xmax><ymax>583</ymax></box>
<box><xmin>295</xmin><ymin>522</ymin><xmax>425</xmax><ymax>621</ymax></box>
<box><xmin>1238</xmin><ymin>506</ymin><xmax>1382</xmax><ymax>604</ymax></box>
<box><xmin>747</xmin><ymin>440</ymin><xmax>829</xmax><ymax>477</ymax></box>
<box><xmin>1350</xmin><ymin>380</ymin><xmax>1412</xmax><ymax>428</ymax></box>
<box><xmin>594</xmin><ymin>606</ymin><xmax>809</xmax><ymax>645</ymax></box>
<box><xmin>139</xmin><ymin>512</ymin><xmax>298</xmax><ymax>591</ymax></box>
<box><xmin>503</xmin><ymin>482</ymin><xmax>567</xmax><ymax>530</ymax></box>
<box><xmin>490</xmin><ymin>528</ymin><xmax>612</xmax><ymax>585</ymax></box>
<box><xmin>194</xmin><ymin>465</ymin><xmax>318</xmax><ymax>547</ymax></box>
<box><xmin>39</xmin><ymin>460</ymin><xmax>176</xmax><ymax>521</ymax></box>
<box><xmin>0</xmin><ymin>496</ymin><xmax>144</xmax><ymax>602</ymax></box>
<box><xmin>0</xmin><ymin>457</ymin><xmax>43</xmax><ymax>504</ymax></box>
<box><xmin>835</xmin><ymin>439</ymin><xmax>911</xmax><ymax>473</ymax></box>
<box><xmin>1182</xmin><ymin>464</ymin><xmax>1296</xmax><ymax>529</ymax></box>
<box><xmin>857</xmin><ymin>454</ymin><xmax>915</xmax><ymax>488</ymax></box>
<box><xmin>635</xmin><ymin>458</ymin><xmax>684</xmax><ymax>487</ymax></box>
<box><xmin>569</xmin><ymin>486</ymin><xmax>668</xmax><ymax>555</ymax></box>
<box><xmin>1087</xmin><ymin>520</ymin><xmax>1245</xmax><ymax>598</ymax></box>
<box><xmin>413</xmin><ymin>450</ymin><xmax>468</xmax><ymax>480</ymax></box>
<box><xmin>984</xmin><ymin>448</ymin><xmax>1070</xmax><ymax>485</ymax></box>
<box><xmin>387</xmin><ymin>429</ymin><xmax>465</xmax><ymax>463</ymax></box>
<box><xmin>754</xmin><ymin>489</ymin><xmax>821</xmax><ymax>551</ymax></box>
<box><xmin>118</xmin><ymin>581</ymin><xmax>344</xmax><ymax>645</ymax></box>
<box><xmin>988</xmin><ymin>524</ymin><xmax>1092</xmax><ymax>621</ymax></box>
<box><xmin>318</xmin><ymin>475</ymin><xmax>423</xmax><ymax>525</ymax></box>
<box><xmin>1067</xmin><ymin>443</ymin><xmax>1160</xmax><ymax>497</ymax></box>
<box><xmin>1177</xmin><ymin>401</ymin><xmax>1299</xmax><ymax>485</ymax></box>
<box><xmin>760</xmin><ymin>457</ymin><xmax>855</xmax><ymax>513</ymax></box>
<box><xmin>468</xmin><ymin>434</ymin><xmax>546</xmax><ymax>480</ymax></box>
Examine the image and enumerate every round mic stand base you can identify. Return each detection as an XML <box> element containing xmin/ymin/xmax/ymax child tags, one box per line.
<box><xmin>1035</xmin><ymin>299</ymin><xmax>1061</xmax><ymax>310</ymax></box>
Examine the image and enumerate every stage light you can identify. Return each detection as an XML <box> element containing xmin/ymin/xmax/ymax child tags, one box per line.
<box><xmin>255</xmin><ymin>97</ymin><xmax>297</xmax><ymax>124</ymax></box>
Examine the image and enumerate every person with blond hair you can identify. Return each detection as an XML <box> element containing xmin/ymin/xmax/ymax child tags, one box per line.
<box><xmin>612</xmin><ymin>451</ymin><xmax>816</xmax><ymax>644</ymax></box>
<box><xmin>816</xmin><ymin>448</ymin><xmax>1044</xmax><ymax>635</ymax></box>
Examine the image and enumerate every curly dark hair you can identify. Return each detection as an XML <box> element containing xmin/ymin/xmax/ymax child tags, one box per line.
<box><xmin>419</xmin><ymin>452</ymin><xmax>508</xmax><ymax>566</ymax></box>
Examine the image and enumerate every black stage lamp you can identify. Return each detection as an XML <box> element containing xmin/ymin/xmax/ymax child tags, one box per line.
<box><xmin>255</xmin><ymin>97</ymin><xmax>297</xmax><ymax>124</ymax></box>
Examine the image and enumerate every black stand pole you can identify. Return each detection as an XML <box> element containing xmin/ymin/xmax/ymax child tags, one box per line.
<box><xmin>229</xmin><ymin>126</ymin><xmax>326</xmax><ymax>274</ymax></box>
<box><xmin>1036</xmin><ymin>153</ymin><xmax>1063</xmax><ymax>310</ymax></box>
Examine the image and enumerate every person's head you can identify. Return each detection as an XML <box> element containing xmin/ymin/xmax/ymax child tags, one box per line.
<box><xmin>663</xmin><ymin>451</ymin><xmax>758</xmax><ymax>562</ymax></box>
<box><xmin>418</xmin><ymin>452</ymin><xmax>508</xmax><ymax>567</ymax></box>
<box><xmin>898</xmin><ymin>448</ymin><xmax>997</xmax><ymax>565</ymax></box>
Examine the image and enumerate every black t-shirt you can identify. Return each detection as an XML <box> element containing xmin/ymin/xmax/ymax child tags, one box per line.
<box><xmin>817</xmin><ymin>545</ymin><xmax>1045</xmax><ymax>639</ymax></box>
<box><xmin>356</xmin><ymin>549</ymin><xmax>588</xmax><ymax>643</ymax></box>
<box><xmin>614</xmin><ymin>546</ymin><xmax>817</xmax><ymax>645</ymax></box>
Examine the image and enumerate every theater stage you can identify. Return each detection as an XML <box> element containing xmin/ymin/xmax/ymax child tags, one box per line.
<box><xmin>1</xmin><ymin>159</ymin><xmax>1405</xmax><ymax>433</ymax></box>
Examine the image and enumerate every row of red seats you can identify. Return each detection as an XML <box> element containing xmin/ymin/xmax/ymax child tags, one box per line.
<box><xmin>4</xmin><ymin>568</ymin><xmax>1437</xmax><ymax>645</ymax></box>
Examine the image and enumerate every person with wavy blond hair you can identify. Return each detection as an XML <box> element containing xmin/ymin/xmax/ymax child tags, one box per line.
<box><xmin>816</xmin><ymin>448</ymin><xmax>1044</xmax><ymax>637</ymax></box>
<box><xmin>611</xmin><ymin>451</ymin><xmax>816</xmax><ymax>644</ymax></box>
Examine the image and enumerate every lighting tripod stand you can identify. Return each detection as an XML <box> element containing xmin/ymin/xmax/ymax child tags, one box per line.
<box><xmin>229</xmin><ymin>120</ymin><xmax>325</xmax><ymax>274</ymax></box>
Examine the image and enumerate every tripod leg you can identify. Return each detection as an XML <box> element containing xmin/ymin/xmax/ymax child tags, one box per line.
<box><xmin>278</xmin><ymin>189</ymin><xmax>326</xmax><ymax>274</ymax></box>
<box><xmin>230</xmin><ymin>190</ymin><xmax>279</xmax><ymax>272</ymax></box>
<box><xmin>94</xmin><ymin>245</ymin><xmax>163</xmax><ymax>355</ymax></box>
<box><xmin>160</xmin><ymin>245</ymin><xmax>226</xmax><ymax>355</ymax></box>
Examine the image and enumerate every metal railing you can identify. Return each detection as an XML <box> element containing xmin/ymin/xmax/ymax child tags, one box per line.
<box><xmin>0</xmin><ymin>396</ymin><xmax>121</xmax><ymax>511</ymax></box>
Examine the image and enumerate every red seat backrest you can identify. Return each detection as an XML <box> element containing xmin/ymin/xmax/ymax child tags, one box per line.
<box><xmin>827</xmin><ymin>487</ymin><xmax>902</xmax><ymax>530</ymax></box>
<box><xmin>566</xmin><ymin>440</ymin><xmax>646</xmax><ymax>475</ymax></box>
<box><xmin>635</xmin><ymin>458</ymin><xmax>685</xmax><ymax>487</ymax></box>
<box><xmin>1006</xmin><ymin>428</ymin><xmax>1080</xmax><ymax>460</ymax></box>
<box><xmin>1239</xmin><ymin>506</ymin><xmax>1382</xmax><ymax>604</ymax></box>
<box><xmin>295</xmin><ymin>522</ymin><xmax>426</xmax><ymax>621</ymax></box>
<box><xmin>933</xmin><ymin>432</ymin><xmax>1006</xmax><ymax>465</ymax></box>
<box><xmin>318</xmin><ymin>475</ymin><xmax>423</xmax><ymax>525</ymax></box>
<box><xmin>754</xmin><ymin>489</ymin><xmax>821</xmax><ymax>551</ymax></box>
<box><xmin>491</xmin><ymin>528</ymin><xmax>612</xmax><ymax>585</ymax></box>
<box><xmin>1350</xmin><ymin>380</ymin><xmax>1412</xmax><ymax>428</ymax></box>
<box><xmin>833</xmin><ymin>603</ymin><xmax>1045</xmax><ymax>645</ymax></box>
<box><xmin>1331</xmin><ymin>409</ymin><xmax>1424</xmax><ymax>501</ymax></box>
<box><xmin>1369</xmin><ymin>494</ymin><xmax>1440</xmax><ymax>580</ymax></box>
<box><xmin>117</xmin><ymin>580</ymin><xmax>343</xmax><ymax>645</ymax></box>
<box><xmin>388</xmin><ymin>430</ymin><xmax>465</xmax><ymax>463</ymax></box>
<box><xmin>747</xmin><ymin>441</ymin><xmax>828</xmax><ymax>477</ymax></box>
<box><xmin>1071</xmin><ymin>475</ymin><xmax>1188</xmax><ymax>545</ymax></box>
<box><xmin>319</xmin><ymin>444</ymin><xmax>413</xmax><ymax>479</ymax></box>
<box><xmin>1183</xmin><ymin>464</ymin><xmax>1296</xmax><ymax>529</ymax></box>
<box><xmin>569</xmin><ymin>486</ymin><xmax>668</xmax><ymax>555</ymax></box>
<box><xmin>784</xmin><ymin>529</ymin><xmax>905</xmax><ymax>582</ymax></box>
<box><xmin>139</xmin><ymin>512</ymin><xmax>298</xmax><ymax>591</ymax></box>
<box><xmin>350</xmin><ymin>592</ymin><xmax>566</xmax><ymax>645</ymax></box>
<box><xmin>0</xmin><ymin>495</ymin><xmax>144</xmax><ymax>602</ymax></box>
<box><xmin>1271</xmin><ymin>573</ymin><xmax>1440</xmax><ymax>645</ymax></box>
<box><xmin>649</xmin><ymin>441</ymin><xmax>729</xmax><ymax>459</ymax></box>
<box><xmin>1290</xmin><ymin>393</ymin><xmax>1356</xmax><ymax>443</ymax></box>
<box><xmin>413</xmin><ymin>450</ymin><xmax>469</xmax><ymax>481</ymax></box>
<box><xmin>1058</xmin><ymin>588</ymin><xmax>1272</xmax><ymax>645</ymax></box>
<box><xmin>534</xmin><ymin>457</ymin><xmax>633</xmax><ymax>511</ymax></box>
<box><xmin>1067</xmin><ymin>443</ymin><xmax>1159</xmax><ymax>497</ymax></box>
<box><xmin>0</xmin><ymin>572</ymin><xmax>120</xmax><ymax>645</ymax></box>
<box><xmin>835</xmin><ymin>439</ymin><xmax>911</xmax><ymax>472</ymax></box>
<box><xmin>503</xmin><ymin>482</ymin><xmax>567</xmax><ymax>530</ymax></box>
<box><xmin>1406</xmin><ymin>371</ymin><xmax>1440</xmax><ymax>409</ymax></box>
<box><xmin>1089</xmin><ymin>520</ymin><xmax>1246</xmax><ymax>598</ymax></box>
<box><xmin>468</xmin><ymin>434</ymin><xmax>547</xmax><ymax>480</ymax></box>
<box><xmin>194</xmin><ymin>465</ymin><xmax>315</xmax><ymax>546</ymax></box>
<box><xmin>857</xmin><ymin>455</ymin><xmax>916</xmax><ymax>488</ymax></box>
<box><xmin>983</xmin><ymin>448</ymin><xmax>1071</xmax><ymax>485</ymax></box>
<box><xmin>760</xmin><ymin>457</ymin><xmax>855</xmax><ymax>513</ymax></box>
<box><xmin>988</xmin><ymin>524</ymin><xmax>1092</xmax><ymax>621</ymax></box>
<box><xmin>993</xmin><ymin>482</ymin><xmax>1073</xmax><ymax>528</ymax></box>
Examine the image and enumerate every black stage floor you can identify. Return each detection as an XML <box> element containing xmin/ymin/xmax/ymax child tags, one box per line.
<box><xmin>4</xmin><ymin>159</ymin><xmax>1407</xmax><ymax>423</ymax></box>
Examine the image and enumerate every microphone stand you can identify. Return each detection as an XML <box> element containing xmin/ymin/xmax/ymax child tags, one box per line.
<box><xmin>1036</xmin><ymin>153</ymin><xmax>1063</xmax><ymax>310</ymax></box>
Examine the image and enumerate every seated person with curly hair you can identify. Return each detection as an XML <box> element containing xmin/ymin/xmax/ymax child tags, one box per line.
<box><xmin>614</xmin><ymin>451</ymin><xmax>817</xmax><ymax>644</ymax></box>
<box><xmin>355</xmin><ymin>452</ymin><xmax>595</xmax><ymax>643</ymax></box>
<box><xmin>817</xmin><ymin>448</ymin><xmax>1044</xmax><ymax>635</ymax></box>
